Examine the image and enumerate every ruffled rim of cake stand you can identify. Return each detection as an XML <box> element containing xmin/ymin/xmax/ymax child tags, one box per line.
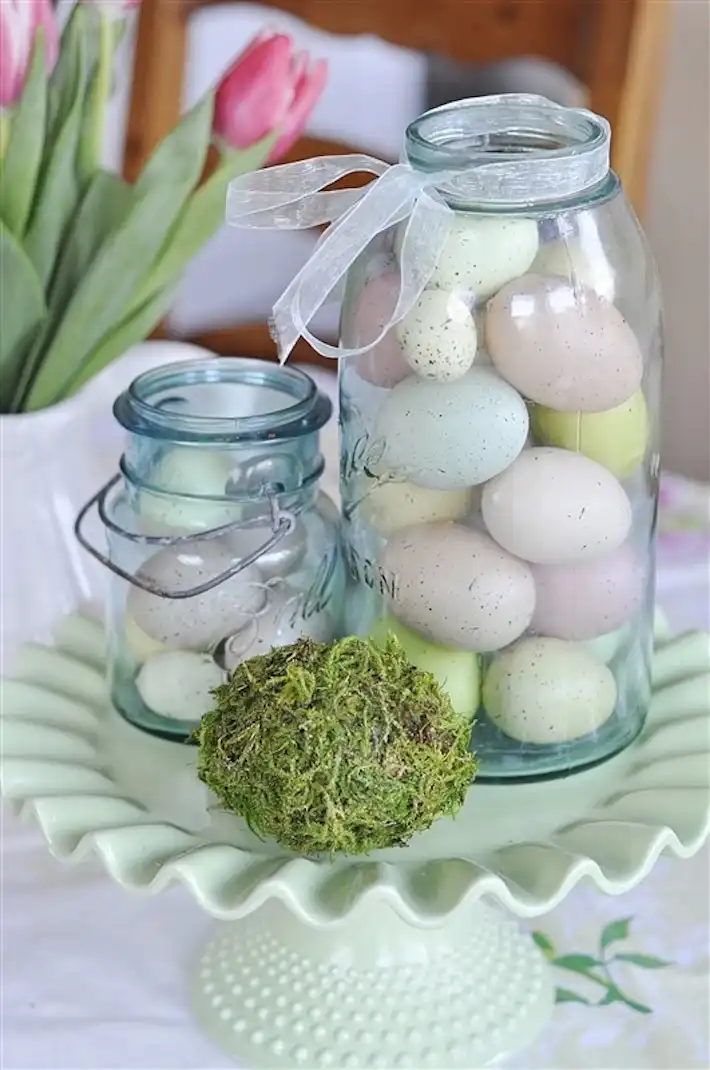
<box><xmin>1</xmin><ymin>612</ymin><xmax>709</xmax><ymax>926</ymax></box>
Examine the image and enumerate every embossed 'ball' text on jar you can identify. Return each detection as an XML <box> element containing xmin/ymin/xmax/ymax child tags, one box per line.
<box><xmin>339</xmin><ymin>97</ymin><xmax>662</xmax><ymax>780</ymax></box>
<box><xmin>76</xmin><ymin>358</ymin><xmax>344</xmax><ymax>740</ymax></box>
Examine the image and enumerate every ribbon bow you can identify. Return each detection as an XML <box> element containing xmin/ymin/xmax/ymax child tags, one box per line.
<box><xmin>225</xmin><ymin>95</ymin><xmax>611</xmax><ymax>363</ymax></box>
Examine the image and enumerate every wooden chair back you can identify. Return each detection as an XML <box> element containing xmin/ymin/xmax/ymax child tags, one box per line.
<box><xmin>125</xmin><ymin>0</ymin><xmax>669</xmax><ymax>364</ymax></box>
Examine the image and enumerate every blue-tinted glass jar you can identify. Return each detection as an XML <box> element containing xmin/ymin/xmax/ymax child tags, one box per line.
<box><xmin>338</xmin><ymin>97</ymin><xmax>662</xmax><ymax>781</ymax></box>
<box><xmin>77</xmin><ymin>357</ymin><xmax>343</xmax><ymax>740</ymax></box>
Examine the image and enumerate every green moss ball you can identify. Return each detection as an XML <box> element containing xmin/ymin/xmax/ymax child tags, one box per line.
<box><xmin>195</xmin><ymin>634</ymin><xmax>477</xmax><ymax>856</ymax></box>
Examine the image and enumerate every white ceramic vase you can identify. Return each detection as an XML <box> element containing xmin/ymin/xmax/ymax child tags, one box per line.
<box><xmin>0</xmin><ymin>341</ymin><xmax>214</xmax><ymax>669</ymax></box>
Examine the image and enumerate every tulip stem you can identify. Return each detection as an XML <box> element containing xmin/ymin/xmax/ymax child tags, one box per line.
<box><xmin>0</xmin><ymin>111</ymin><xmax>10</xmax><ymax>163</ymax></box>
<box><xmin>78</xmin><ymin>8</ymin><xmax>113</xmax><ymax>184</ymax></box>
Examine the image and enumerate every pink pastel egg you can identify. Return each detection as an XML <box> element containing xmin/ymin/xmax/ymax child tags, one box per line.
<box><xmin>348</xmin><ymin>273</ymin><xmax>410</xmax><ymax>388</ymax></box>
<box><xmin>532</xmin><ymin>544</ymin><xmax>646</xmax><ymax>640</ymax></box>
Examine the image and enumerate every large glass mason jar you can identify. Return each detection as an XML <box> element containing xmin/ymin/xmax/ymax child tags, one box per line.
<box><xmin>339</xmin><ymin>97</ymin><xmax>662</xmax><ymax>780</ymax></box>
<box><xmin>76</xmin><ymin>357</ymin><xmax>343</xmax><ymax>740</ymax></box>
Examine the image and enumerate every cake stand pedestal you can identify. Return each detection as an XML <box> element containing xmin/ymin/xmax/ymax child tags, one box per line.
<box><xmin>2</xmin><ymin>613</ymin><xmax>709</xmax><ymax>1070</ymax></box>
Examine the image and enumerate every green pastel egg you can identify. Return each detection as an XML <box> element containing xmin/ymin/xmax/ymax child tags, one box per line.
<box><xmin>370</xmin><ymin>614</ymin><xmax>480</xmax><ymax>718</ymax></box>
<box><xmin>530</xmin><ymin>390</ymin><xmax>649</xmax><ymax>479</ymax></box>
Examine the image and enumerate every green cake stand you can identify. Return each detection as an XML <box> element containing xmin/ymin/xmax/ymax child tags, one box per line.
<box><xmin>1</xmin><ymin>612</ymin><xmax>709</xmax><ymax>1069</ymax></box>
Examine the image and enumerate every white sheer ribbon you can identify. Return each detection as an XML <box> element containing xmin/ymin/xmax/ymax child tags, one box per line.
<box><xmin>225</xmin><ymin>95</ymin><xmax>611</xmax><ymax>363</ymax></box>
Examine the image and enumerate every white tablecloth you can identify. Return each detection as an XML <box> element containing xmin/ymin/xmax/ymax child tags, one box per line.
<box><xmin>2</xmin><ymin>366</ymin><xmax>709</xmax><ymax>1069</ymax></box>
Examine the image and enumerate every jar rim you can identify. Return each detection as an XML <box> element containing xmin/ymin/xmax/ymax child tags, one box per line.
<box><xmin>113</xmin><ymin>356</ymin><xmax>332</xmax><ymax>443</ymax></box>
<box><xmin>404</xmin><ymin>94</ymin><xmax>611</xmax><ymax>208</ymax></box>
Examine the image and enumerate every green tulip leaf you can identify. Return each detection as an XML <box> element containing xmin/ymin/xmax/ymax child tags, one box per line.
<box><xmin>612</xmin><ymin>953</ymin><xmax>672</xmax><ymax>969</ymax></box>
<box><xmin>0</xmin><ymin>35</ymin><xmax>47</xmax><ymax>237</ymax></box>
<box><xmin>24</xmin><ymin>95</ymin><xmax>214</xmax><ymax>411</ymax></box>
<box><xmin>600</xmin><ymin>917</ymin><xmax>633</xmax><ymax>951</ymax></box>
<box><xmin>0</xmin><ymin>223</ymin><xmax>46</xmax><ymax>410</ymax></box>
<box><xmin>131</xmin><ymin>134</ymin><xmax>275</xmax><ymax>311</ymax></box>
<box><xmin>23</xmin><ymin>27</ymin><xmax>87</xmax><ymax>289</ymax></box>
<box><xmin>62</xmin><ymin>286</ymin><xmax>176</xmax><ymax>399</ymax></box>
<box><xmin>47</xmin><ymin>4</ymin><xmax>90</xmax><ymax>144</ymax></box>
<box><xmin>555</xmin><ymin>988</ymin><xmax>591</xmax><ymax>1005</ymax></box>
<box><xmin>77</xmin><ymin>8</ymin><xmax>114</xmax><ymax>189</ymax></box>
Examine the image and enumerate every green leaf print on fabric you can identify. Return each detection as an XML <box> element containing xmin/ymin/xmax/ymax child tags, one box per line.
<box><xmin>531</xmin><ymin>917</ymin><xmax>673</xmax><ymax>1014</ymax></box>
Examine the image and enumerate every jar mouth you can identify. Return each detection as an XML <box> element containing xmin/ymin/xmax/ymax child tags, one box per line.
<box><xmin>114</xmin><ymin>357</ymin><xmax>332</xmax><ymax>443</ymax></box>
<box><xmin>405</xmin><ymin>94</ymin><xmax>611</xmax><ymax>208</ymax></box>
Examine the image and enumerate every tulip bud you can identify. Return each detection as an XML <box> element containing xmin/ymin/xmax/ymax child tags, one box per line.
<box><xmin>0</xmin><ymin>0</ymin><xmax>58</xmax><ymax>108</ymax></box>
<box><xmin>213</xmin><ymin>30</ymin><xmax>326</xmax><ymax>163</ymax></box>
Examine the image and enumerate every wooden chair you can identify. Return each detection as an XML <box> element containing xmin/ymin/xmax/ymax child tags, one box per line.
<box><xmin>125</xmin><ymin>0</ymin><xmax>670</xmax><ymax>365</ymax></box>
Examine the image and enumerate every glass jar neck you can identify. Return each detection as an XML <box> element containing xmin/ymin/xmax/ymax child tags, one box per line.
<box><xmin>404</xmin><ymin>94</ymin><xmax>612</xmax><ymax>211</ymax></box>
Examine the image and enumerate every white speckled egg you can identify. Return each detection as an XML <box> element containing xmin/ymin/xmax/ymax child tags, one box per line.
<box><xmin>375</xmin><ymin>366</ymin><xmax>529</xmax><ymax>490</ymax></box>
<box><xmin>127</xmin><ymin>539</ymin><xmax>266</xmax><ymax>650</ymax></box>
<box><xmin>221</xmin><ymin>585</ymin><xmax>333</xmax><ymax>670</ymax></box>
<box><xmin>400</xmin><ymin>215</ymin><xmax>539</xmax><ymax>300</ymax></box>
<box><xmin>483</xmin><ymin>637</ymin><xmax>617</xmax><ymax>743</ymax></box>
<box><xmin>349</xmin><ymin>272</ymin><xmax>410</xmax><ymax>388</ymax></box>
<box><xmin>136</xmin><ymin>447</ymin><xmax>240</xmax><ymax>534</ymax></box>
<box><xmin>136</xmin><ymin>650</ymin><xmax>225</xmax><ymax>722</ymax></box>
<box><xmin>360</xmin><ymin>477</ymin><xmax>475</xmax><ymax>536</ymax></box>
<box><xmin>482</xmin><ymin>448</ymin><xmax>632</xmax><ymax>564</ymax></box>
<box><xmin>532</xmin><ymin>544</ymin><xmax>646</xmax><ymax>640</ymax></box>
<box><xmin>532</xmin><ymin>236</ymin><xmax>615</xmax><ymax>302</ymax></box>
<box><xmin>486</xmin><ymin>274</ymin><xmax>643</xmax><ymax>412</ymax></box>
<box><xmin>225</xmin><ymin>516</ymin><xmax>308</xmax><ymax>580</ymax></box>
<box><xmin>396</xmin><ymin>290</ymin><xmax>477</xmax><ymax>381</ymax></box>
<box><xmin>381</xmin><ymin>523</ymin><xmax>535</xmax><ymax>652</ymax></box>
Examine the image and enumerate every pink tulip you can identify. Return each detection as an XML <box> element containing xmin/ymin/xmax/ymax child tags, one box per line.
<box><xmin>213</xmin><ymin>30</ymin><xmax>326</xmax><ymax>164</ymax></box>
<box><xmin>0</xmin><ymin>0</ymin><xmax>58</xmax><ymax>108</ymax></box>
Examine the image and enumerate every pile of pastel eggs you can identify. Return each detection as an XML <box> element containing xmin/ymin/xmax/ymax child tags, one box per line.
<box><xmin>121</xmin><ymin>448</ymin><xmax>332</xmax><ymax>724</ymax></box>
<box><xmin>350</xmin><ymin>212</ymin><xmax>650</xmax><ymax>747</ymax></box>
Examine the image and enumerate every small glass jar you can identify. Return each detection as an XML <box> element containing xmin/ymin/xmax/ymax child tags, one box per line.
<box><xmin>77</xmin><ymin>357</ymin><xmax>343</xmax><ymax>740</ymax></box>
<box><xmin>339</xmin><ymin>98</ymin><xmax>662</xmax><ymax>780</ymax></box>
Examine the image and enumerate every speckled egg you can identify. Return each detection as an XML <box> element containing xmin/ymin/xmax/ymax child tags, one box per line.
<box><xmin>482</xmin><ymin>448</ymin><xmax>633</xmax><ymax>564</ymax></box>
<box><xmin>530</xmin><ymin>390</ymin><xmax>649</xmax><ymax>480</ymax></box>
<box><xmin>402</xmin><ymin>215</ymin><xmax>539</xmax><ymax>300</ymax></box>
<box><xmin>532</xmin><ymin>235</ymin><xmax>615</xmax><ymax>302</ymax></box>
<box><xmin>380</xmin><ymin>522</ymin><xmax>536</xmax><ymax>652</ymax></box>
<box><xmin>136</xmin><ymin>447</ymin><xmax>240</xmax><ymax>534</ymax></box>
<box><xmin>374</xmin><ymin>366</ymin><xmax>529</xmax><ymax>490</ymax></box>
<box><xmin>532</xmin><ymin>544</ymin><xmax>646</xmax><ymax>640</ymax></box>
<box><xmin>127</xmin><ymin>540</ymin><xmax>266</xmax><ymax>651</ymax></box>
<box><xmin>360</xmin><ymin>477</ymin><xmax>475</xmax><ymax>536</ymax></box>
<box><xmin>483</xmin><ymin>637</ymin><xmax>618</xmax><ymax>743</ymax></box>
<box><xmin>136</xmin><ymin>650</ymin><xmax>225</xmax><ymax>722</ymax></box>
<box><xmin>348</xmin><ymin>272</ymin><xmax>410</xmax><ymax>388</ymax></box>
<box><xmin>370</xmin><ymin>613</ymin><xmax>480</xmax><ymax>717</ymax></box>
<box><xmin>486</xmin><ymin>274</ymin><xmax>644</xmax><ymax>412</ymax></box>
<box><xmin>396</xmin><ymin>290</ymin><xmax>477</xmax><ymax>381</ymax></box>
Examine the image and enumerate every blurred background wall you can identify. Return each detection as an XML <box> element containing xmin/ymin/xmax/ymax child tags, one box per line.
<box><xmin>646</xmin><ymin>0</ymin><xmax>709</xmax><ymax>481</ymax></box>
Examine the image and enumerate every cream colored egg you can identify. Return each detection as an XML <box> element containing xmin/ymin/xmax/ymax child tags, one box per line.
<box><xmin>482</xmin><ymin>448</ymin><xmax>633</xmax><ymax>564</ymax></box>
<box><xmin>401</xmin><ymin>215</ymin><xmax>539</xmax><ymax>300</ymax></box>
<box><xmin>136</xmin><ymin>650</ymin><xmax>225</xmax><ymax>722</ymax></box>
<box><xmin>530</xmin><ymin>391</ymin><xmax>649</xmax><ymax>480</ymax></box>
<box><xmin>483</xmin><ymin>638</ymin><xmax>617</xmax><ymax>743</ymax></box>
<box><xmin>360</xmin><ymin>478</ymin><xmax>475</xmax><ymax>536</ymax></box>
<box><xmin>486</xmin><ymin>273</ymin><xmax>644</xmax><ymax>412</ymax></box>
<box><xmin>370</xmin><ymin>614</ymin><xmax>480</xmax><ymax>717</ymax></box>
<box><xmin>124</xmin><ymin>613</ymin><xmax>172</xmax><ymax>662</ymax></box>
<box><xmin>349</xmin><ymin>272</ymin><xmax>410</xmax><ymax>388</ymax></box>
<box><xmin>380</xmin><ymin>523</ymin><xmax>535</xmax><ymax>652</ymax></box>
<box><xmin>221</xmin><ymin>585</ymin><xmax>333</xmax><ymax>671</ymax></box>
<box><xmin>374</xmin><ymin>366</ymin><xmax>529</xmax><ymax>490</ymax></box>
<box><xmin>396</xmin><ymin>290</ymin><xmax>477</xmax><ymax>381</ymax></box>
<box><xmin>127</xmin><ymin>539</ymin><xmax>266</xmax><ymax>651</ymax></box>
<box><xmin>136</xmin><ymin>447</ymin><xmax>240</xmax><ymax>535</ymax></box>
<box><xmin>532</xmin><ymin>236</ymin><xmax>615</xmax><ymax>302</ymax></box>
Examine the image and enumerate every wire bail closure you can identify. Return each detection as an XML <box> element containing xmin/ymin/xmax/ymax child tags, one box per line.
<box><xmin>74</xmin><ymin>473</ymin><xmax>296</xmax><ymax>600</ymax></box>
